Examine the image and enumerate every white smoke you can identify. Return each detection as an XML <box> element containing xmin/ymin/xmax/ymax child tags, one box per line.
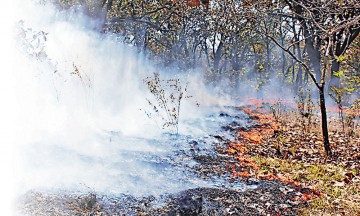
<box><xmin>12</xmin><ymin>0</ymin><xmax>166</xmax><ymax>194</ymax></box>
<box><xmin>0</xmin><ymin>0</ymin><xmax>17</xmax><ymax>214</ymax></box>
<box><xmin>7</xmin><ymin>1</ymin><xmax>243</xmax><ymax>208</ymax></box>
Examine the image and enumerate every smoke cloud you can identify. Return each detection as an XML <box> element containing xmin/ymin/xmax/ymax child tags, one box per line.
<box><xmin>7</xmin><ymin>2</ymin><xmax>245</xmax><ymax>210</ymax></box>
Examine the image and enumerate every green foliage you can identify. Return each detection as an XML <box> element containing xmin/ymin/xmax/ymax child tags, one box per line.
<box><xmin>334</xmin><ymin>55</ymin><xmax>347</xmax><ymax>63</ymax></box>
<box><xmin>333</xmin><ymin>70</ymin><xmax>344</xmax><ymax>77</ymax></box>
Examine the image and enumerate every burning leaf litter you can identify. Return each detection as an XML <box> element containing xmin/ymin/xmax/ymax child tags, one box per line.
<box><xmin>224</xmin><ymin>101</ymin><xmax>360</xmax><ymax>215</ymax></box>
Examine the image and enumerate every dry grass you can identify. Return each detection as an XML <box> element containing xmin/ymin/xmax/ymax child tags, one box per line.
<box><xmin>252</xmin><ymin>157</ymin><xmax>360</xmax><ymax>216</ymax></box>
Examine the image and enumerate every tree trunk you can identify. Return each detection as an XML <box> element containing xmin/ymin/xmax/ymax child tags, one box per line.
<box><xmin>266</xmin><ymin>38</ymin><xmax>271</xmax><ymax>74</ymax></box>
<box><xmin>319</xmin><ymin>85</ymin><xmax>332</xmax><ymax>156</ymax></box>
<box><xmin>295</xmin><ymin>43</ymin><xmax>303</xmax><ymax>91</ymax></box>
<box><xmin>213</xmin><ymin>40</ymin><xmax>224</xmax><ymax>81</ymax></box>
<box><xmin>214</xmin><ymin>41</ymin><xmax>224</xmax><ymax>71</ymax></box>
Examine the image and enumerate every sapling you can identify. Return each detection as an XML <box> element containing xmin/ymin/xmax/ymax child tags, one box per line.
<box><xmin>329</xmin><ymin>86</ymin><xmax>345</xmax><ymax>133</ymax></box>
<box><xmin>143</xmin><ymin>72</ymin><xmax>191</xmax><ymax>135</ymax></box>
<box><xmin>269</xmin><ymin>100</ymin><xmax>283</xmax><ymax>123</ymax></box>
<box><xmin>345</xmin><ymin>99</ymin><xmax>360</xmax><ymax>137</ymax></box>
<box><xmin>296</xmin><ymin>88</ymin><xmax>314</xmax><ymax>133</ymax></box>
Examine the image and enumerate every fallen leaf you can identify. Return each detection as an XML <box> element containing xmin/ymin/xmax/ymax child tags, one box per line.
<box><xmin>333</xmin><ymin>181</ymin><xmax>345</xmax><ymax>187</ymax></box>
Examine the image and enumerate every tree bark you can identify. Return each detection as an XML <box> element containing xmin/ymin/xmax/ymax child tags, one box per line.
<box><xmin>319</xmin><ymin>85</ymin><xmax>332</xmax><ymax>156</ymax></box>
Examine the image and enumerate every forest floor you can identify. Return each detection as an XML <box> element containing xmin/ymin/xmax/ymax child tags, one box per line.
<box><xmin>16</xmin><ymin>100</ymin><xmax>360</xmax><ymax>216</ymax></box>
<box><xmin>227</xmin><ymin>99</ymin><xmax>360</xmax><ymax>215</ymax></box>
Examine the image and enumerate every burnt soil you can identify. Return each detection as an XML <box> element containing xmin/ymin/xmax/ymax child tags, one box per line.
<box><xmin>18</xmin><ymin>179</ymin><xmax>307</xmax><ymax>216</ymax></box>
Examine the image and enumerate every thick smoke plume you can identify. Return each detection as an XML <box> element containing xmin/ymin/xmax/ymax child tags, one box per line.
<box><xmin>8</xmin><ymin>1</ymin><xmax>242</xmax><ymax>208</ymax></box>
